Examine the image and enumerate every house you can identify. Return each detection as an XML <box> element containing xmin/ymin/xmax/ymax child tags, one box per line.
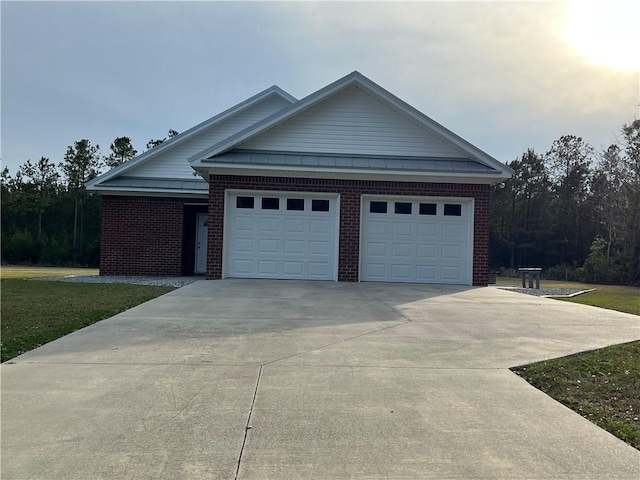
<box><xmin>86</xmin><ymin>72</ymin><xmax>513</xmax><ymax>285</ymax></box>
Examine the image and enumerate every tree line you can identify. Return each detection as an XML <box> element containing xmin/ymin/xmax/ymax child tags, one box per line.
<box><xmin>1</xmin><ymin>131</ymin><xmax>177</xmax><ymax>266</ymax></box>
<box><xmin>490</xmin><ymin>119</ymin><xmax>640</xmax><ymax>285</ymax></box>
<box><xmin>2</xmin><ymin>121</ymin><xmax>638</xmax><ymax>285</ymax></box>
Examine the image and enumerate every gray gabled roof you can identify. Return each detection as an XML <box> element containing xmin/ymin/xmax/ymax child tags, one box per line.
<box><xmin>188</xmin><ymin>71</ymin><xmax>513</xmax><ymax>180</ymax></box>
<box><xmin>86</xmin><ymin>85</ymin><xmax>297</xmax><ymax>191</ymax></box>
<box><xmin>88</xmin><ymin>72</ymin><xmax>513</xmax><ymax>196</ymax></box>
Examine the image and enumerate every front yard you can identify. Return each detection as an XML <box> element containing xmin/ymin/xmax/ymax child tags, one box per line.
<box><xmin>1</xmin><ymin>267</ymin><xmax>173</xmax><ymax>362</ymax></box>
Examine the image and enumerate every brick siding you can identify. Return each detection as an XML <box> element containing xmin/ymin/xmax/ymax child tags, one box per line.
<box><xmin>100</xmin><ymin>196</ymin><xmax>204</xmax><ymax>276</ymax></box>
<box><xmin>208</xmin><ymin>175</ymin><xmax>491</xmax><ymax>285</ymax></box>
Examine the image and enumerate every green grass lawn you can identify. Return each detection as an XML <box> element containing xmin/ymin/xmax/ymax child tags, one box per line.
<box><xmin>499</xmin><ymin>276</ymin><xmax>640</xmax><ymax>449</ymax></box>
<box><xmin>512</xmin><ymin>341</ymin><xmax>640</xmax><ymax>449</ymax></box>
<box><xmin>555</xmin><ymin>287</ymin><xmax>640</xmax><ymax>316</ymax></box>
<box><xmin>1</xmin><ymin>275</ymin><xmax>173</xmax><ymax>362</ymax></box>
<box><xmin>496</xmin><ymin>277</ymin><xmax>640</xmax><ymax>316</ymax></box>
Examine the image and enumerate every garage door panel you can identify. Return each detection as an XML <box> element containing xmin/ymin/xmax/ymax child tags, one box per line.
<box><xmin>391</xmin><ymin>264</ymin><xmax>412</xmax><ymax>281</ymax></box>
<box><xmin>368</xmin><ymin>220</ymin><xmax>389</xmax><ymax>235</ymax></box>
<box><xmin>442</xmin><ymin>244</ymin><xmax>462</xmax><ymax>260</ymax></box>
<box><xmin>309</xmin><ymin>241</ymin><xmax>329</xmax><ymax>255</ymax></box>
<box><xmin>258</xmin><ymin>239</ymin><xmax>280</xmax><ymax>254</ymax></box>
<box><xmin>367</xmin><ymin>242</ymin><xmax>387</xmax><ymax>257</ymax></box>
<box><xmin>309</xmin><ymin>263</ymin><xmax>329</xmax><ymax>277</ymax></box>
<box><xmin>417</xmin><ymin>223</ymin><xmax>439</xmax><ymax>238</ymax></box>
<box><xmin>234</xmin><ymin>238</ymin><xmax>254</xmax><ymax>254</ymax></box>
<box><xmin>442</xmin><ymin>223</ymin><xmax>463</xmax><ymax>238</ymax></box>
<box><xmin>284</xmin><ymin>240</ymin><xmax>304</xmax><ymax>254</ymax></box>
<box><xmin>310</xmin><ymin>219</ymin><xmax>331</xmax><ymax>234</ymax></box>
<box><xmin>362</xmin><ymin>197</ymin><xmax>472</xmax><ymax>285</ymax></box>
<box><xmin>416</xmin><ymin>244</ymin><xmax>437</xmax><ymax>259</ymax></box>
<box><xmin>441</xmin><ymin>266</ymin><xmax>462</xmax><ymax>282</ymax></box>
<box><xmin>232</xmin><ymin>259</ymin><xmax>254</xmax><ymax>275</ymax></box>
<box><xmin>392</xmin><ymin>222</ymin><xmax>413</xmax><ymax>236</ymax></box>
<box><xmin>285</xmin><ymin>218</ymin><xmax>305</xmax><ymax>233</ymax></box>
<box><xmin>226</xmin><ymin>193</ymin><xmax>338</xmax><ymax>280</ymax></box>
<box><xmin>284</xmin><ymin>262</ymin><xmax>303</xmax><ymax>275</ymax></box>
<box><xmin>366</xmin><ymin>264</ymin><xmax>387</xmax><ymax>279</ymax></box>
<box><xmin>258</xmin><ymin>260</ymin><xmax>279</xmax><ymax>275</ymax></box>
<box><xmin>392</xmin><ymin>243</ymin><xmax>413</xmax><ymax>257</ymax></box>
<box><xmin>234</xmin><ymin>217</ymin><xmax>256</xmax><ymax>231</ymax></box>
<box><xmin>415</xmin><ymin>265</ymin><xmax>437</xmax><ymax>282</ymax></box>
<box><xmin>259</xmin><ymin>218</ymin><xmax>281</xmax><ymax>233</ymax></box>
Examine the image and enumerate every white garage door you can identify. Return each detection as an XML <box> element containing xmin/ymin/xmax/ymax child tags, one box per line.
<box><xmin>361</xmin><ymin>197</ymin><xmax>473</xmax><ymax>285</ymax></box>
<box><xmin>225</xmin><ymin>192</ymin><xmax>339</xmax><ymax>280</ymax></box>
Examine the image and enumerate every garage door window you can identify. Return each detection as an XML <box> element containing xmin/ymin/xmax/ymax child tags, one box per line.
<box><xmin>236</xmin><ymin>196</ymin><xmax>255</xmax><ymax>209</ymax></box>
<box><xmin>394</xmin><ymin>202</ymin><xmax>412</xmax><ymax>214</ymax></box>
<box><xmin>312</xmin><ymin>199</ymin><xmax>330</xmax><ymax>212</ymax></box>
<box><xmin>444</xmin><ymin>204</ymin><xmax>462</xmax><ymax>216</ymax></box>
<box><xmin>262</xmin><ymin>197</ymin><xmax>280</xmax><ymax>210</ymax></box>
<box><xmin>287</xmin><ymin>198</ymin><xmax>305</xmax><ymax>211</ymax></box>
<box><xmin>419</xmin><ymin>203</ymin><xmax>437</xmax><ymax>215</ymax></box>
<box><xmin>370</xmin><ymin>201</ymin><xmax>387</xmax><ymax>213</ymax></box>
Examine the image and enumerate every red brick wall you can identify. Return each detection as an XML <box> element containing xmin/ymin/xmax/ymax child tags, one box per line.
<box><xmin>100</xmin><ymin>196</ymin><xmax>200</xmax><ymax>276</ymax></box>
<box><xmin>208</xmin><ymin>175</ymin><xmax>491</xmax><ymax>285</ymax></box>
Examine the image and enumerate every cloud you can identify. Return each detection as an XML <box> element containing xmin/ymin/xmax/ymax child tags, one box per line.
<box><xmin>275</xmin><ymin>2</ymin><xmax>634</xmax><ymax>115</ymax></box>
<box><xmin>1</xmin><ymin>1</ymin><xmax>637</xmax><ymax>173</ymax></box>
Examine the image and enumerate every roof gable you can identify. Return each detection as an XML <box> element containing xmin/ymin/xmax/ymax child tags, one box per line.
<box><xmin>87</xmin><ymin>86</ymin><xmax>296</xmax><ymax>191</ymax></box>
<box><xmin>237</xmin><ymin>85</ymin><xmax>463</xmax><ymax>158</ymax></box>
<box><xmin>189</xmin><ymin>71</ymin><xmax>512</xmax><ymax>179</ymax></box>
<box><xmin>126</xmin><ymin>94</ymin><xmax>294</xmax><ymax>180</ymax></box>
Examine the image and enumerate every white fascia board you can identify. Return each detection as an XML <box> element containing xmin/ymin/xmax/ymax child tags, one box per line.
<box><xmin>193</xmin><ymin>163</ymin><xmax>509</xmax><ymax>185</ymax></box>
<box><xmin>85</xmin><ymin>86</ymin><xmax>297</xmax><ymax>189</ymax></box>
<box><xmin>189</xmin><ymin>71</ymin><xmax>514</xmax><ymax>179</ymax></box>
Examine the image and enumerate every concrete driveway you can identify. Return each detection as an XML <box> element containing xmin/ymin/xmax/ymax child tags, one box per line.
<box><xmin>2</xmin><ymin>280</ymin><xmax>639</xmax><ymax>479</ymax></box>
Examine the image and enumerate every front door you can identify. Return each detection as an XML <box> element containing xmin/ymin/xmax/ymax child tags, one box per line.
<box><xmin>195</xmin><ymin>213</ymin><xmax>208</xmax><ymax>274</ymax></box>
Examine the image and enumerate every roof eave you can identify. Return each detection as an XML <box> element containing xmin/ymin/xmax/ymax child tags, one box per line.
<box><xmin>193</xmin><ymin>163</ymin><xmax>509</xmax><ymax>185</ymax></box>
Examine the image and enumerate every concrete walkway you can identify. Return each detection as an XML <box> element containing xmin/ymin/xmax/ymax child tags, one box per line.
<box><xmin>2</xmin><ymin>280</ymin><xmax>639</xmax><ymax>479</ymax></box>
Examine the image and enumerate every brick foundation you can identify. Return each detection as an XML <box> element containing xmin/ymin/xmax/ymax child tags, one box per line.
<box><xmin>208</xmin><ymin>175</ymin><xmax>491</xmax><ymax>285</ymax></box>
<box><xmin>100</xmin><ymin>196</ymin><xmax>205</xmax><ymax>276</ymax></box>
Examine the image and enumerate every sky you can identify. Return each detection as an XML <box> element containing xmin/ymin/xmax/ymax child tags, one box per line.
<box><xmin>2</xmin><ymin>0</ymin><xmax>639</xmax><ymax>176</ymax></box>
